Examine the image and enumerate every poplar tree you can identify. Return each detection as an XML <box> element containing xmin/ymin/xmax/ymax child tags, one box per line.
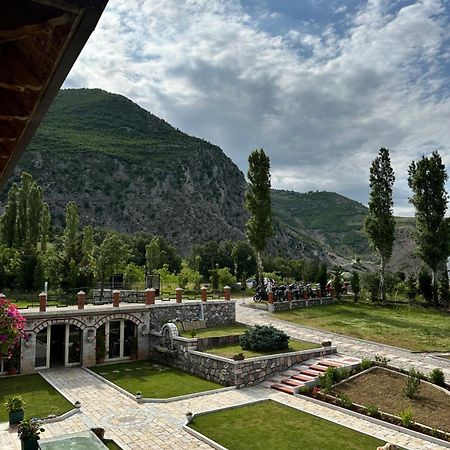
<box><xmin>408</xmin><ymin>151</ymin><xmax>450</xmax><ymax>306</ymax></box>
<box><xmin>364</xmin><ymin>148</ymin><xmax>395</xmax><ymax>302</ymax></box>
<box><xmin>40</xmin><ymin>203</ymin><xmax>51</xmax><ymax>253</ymax></box>
<box><xmin>0</xmin><ymin>184</ymin><xmax>18</xmax><ymax>247</ymax></box>
<box><xmin>245</xmin><ymin>149</ymin><xmax>273</xmax><ymax>283</ymax></box>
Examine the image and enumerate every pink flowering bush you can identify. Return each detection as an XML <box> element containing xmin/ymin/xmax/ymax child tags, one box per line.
<box><xmin>0</xmin><ymin>298</ymin><xmax>26</xmax><ymax>358</ymax></box>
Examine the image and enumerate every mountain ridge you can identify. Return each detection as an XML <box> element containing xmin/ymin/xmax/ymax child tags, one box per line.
<box><xmin>1</xmin><ymin>88</ymin><xmax>416</xmax><ymax>269</ymax></box>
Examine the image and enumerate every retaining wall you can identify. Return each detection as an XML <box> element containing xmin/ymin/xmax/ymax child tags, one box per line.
<box><xmin>150</xmin><ymin>333</ymin><xmax>337</xmax><ymax>387</ymax></box>
<box><xmin>268</xmin><ymin>297</ymin><xmax>334</xmax><ymax>312</ymax></box>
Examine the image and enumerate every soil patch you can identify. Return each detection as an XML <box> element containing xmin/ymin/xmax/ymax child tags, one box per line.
<box><xmin>334</xmin><ymin>367</ymin><xmax>450</xmax><ymax>433</ymax></box>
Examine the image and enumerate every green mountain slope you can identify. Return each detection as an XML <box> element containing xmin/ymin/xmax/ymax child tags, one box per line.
<box><xmin>271</xmin><ymin>190</ymin><xmax>370</xmax><ymax>257</ymax></box>
<box><xmin>0</xmin><ymin>88</ymin><xmax>417</xmax><ymax>268</ymax></box>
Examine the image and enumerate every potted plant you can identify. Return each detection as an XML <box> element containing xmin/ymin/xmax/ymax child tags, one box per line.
<box><xmin>17</xmin><ymin>419</ymin><xmax>44</xmax><ymax>450</ymax></box>
<box><xmin>185</xmin><ymin>411</ymin><xmax>193</xmax><ymax>423</ymax></box>
<box><xmin>135</xmin><ymin>391</ymin><xmax>142</xmax><ymax>400</ymax></box>
<box><xmin>5</xmin><ymin>395</ymin><xmax>25</xmax><ymax>425</ymax></box>
<box><xmin>232</xmin><ymin>353</ymin><xmax>245</xmax><ymax>361</ymax></box>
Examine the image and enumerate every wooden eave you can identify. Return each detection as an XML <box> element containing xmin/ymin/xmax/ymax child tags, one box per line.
<box><xmin>0</xmin><ymin>0</ymin><xmax>108</xmax><ymax>189</ymax></box>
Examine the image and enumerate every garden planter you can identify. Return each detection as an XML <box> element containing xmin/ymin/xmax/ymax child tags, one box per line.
<box><xmin>9</xmin><ymin>409</ymin><xmax>24</xmax><ymax>425</ymax></box>
<box><xmin>20</xmin><ymin>439</ymin><xmax>39</xmax><ymax>450</ymax></box>
<box><xmin>185</xmin><ymin>413</ymin><xmax>193</xmax><ymax>423</ymax></box>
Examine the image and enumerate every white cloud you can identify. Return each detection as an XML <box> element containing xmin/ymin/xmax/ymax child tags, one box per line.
<box><xmin>66</xmin><ymin>0</ymin><xmax>450</xmax><ymax>215</ymax></box>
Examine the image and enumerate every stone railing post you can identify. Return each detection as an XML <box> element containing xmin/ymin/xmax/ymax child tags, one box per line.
<box><xmin>176</xmin><ymin>287</ymin><xmax>183</xmax><ymax>303</ymax></box>
<box><xmin>224</xmin><ymin>286</ymin><xmax>231</xmax><ymax>301</ymax></box>
<box><xmin>145</xmin><ymin>287</ymin><xmax>155</xmax><ymax>305</ymax></box>
<box><xmin>268</xmin><ymin>291</ymin><xmax>274</xmax><ymax>304</ymax></box>
<box><xmin>39</xmin><ymin>292</ymin><xmax>47</xmax><ymax>312</ymax></box>
<box><xmin>77</xmin><ymin>290</ymin><xmax>86</xmax><ymax>310</ymax></box>
<box><xmin>287</xmin><ymin>289</ymin><xmax>292</xmax><ymax>302</ymax></box>
<box><xmin>316</xmin><ymin>288</ymin><xmax>321</xmax><ymax>299</ymax></box>
<box><xmin>112</xmin><ymin>289</ymin><xmax>120</xmax><ymax>307</ymax></box>
<box><xmin>201</xmin><ymin>286</ymin><xmax>207</xmax><ymax>302</ymax></box>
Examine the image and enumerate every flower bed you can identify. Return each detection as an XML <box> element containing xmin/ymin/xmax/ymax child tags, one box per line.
<box><xmin>0</xmin><ymin>296</ymin><xmax>26</xmax><ymax>360</ymax></box>
<box><xmin>299</xmin><ymin>364</ymin><xmax>450</xmax><ymax>443</ymax></box>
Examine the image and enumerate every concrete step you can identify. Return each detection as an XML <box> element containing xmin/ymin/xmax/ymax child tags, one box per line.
<box><xmin>300</xmin><ymin>369</ymin><xmax>322</xmax><ymax>377</ymax></box>
<box><xmin>271</xmin><ymin>384</ymin><xmax>294</xmax><ymax>395</ymax></box>
<box><xmin>318</xmin><ymin>359</ymin><xmax>344</xmax><ymax>367</ymax></box>
<box><xmin>281</xmin><ymin>378</ymin><xmax>305</xmax><ymax>387</ymax></box>
<box><xmin>310</xmin><ymin>364</ymin><xmax>328</xmax><ymax>372</ymax></box>
<box><xmin>292</xmin><ymin>374</ymin><xmax>315</xmax><ymax>382</ymax></box>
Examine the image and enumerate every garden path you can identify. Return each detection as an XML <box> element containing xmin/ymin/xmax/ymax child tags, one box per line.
<box><xmin>235</xmin><ymin>298</ymin><xmax>450</xmax><ymax>380</ymax></box>
<box><xmin>1</xmin><ymin>366</ymin><xmax>447</xmax><ymax>449</ymax></box>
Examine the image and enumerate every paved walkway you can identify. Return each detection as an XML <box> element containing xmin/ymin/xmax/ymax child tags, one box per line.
<box><xmin>235</xmin><ymin>298</ymin><xmax>450</xmax><ymax>380</ymax></box>
<box><xmin>0</xmin><ymin>299</ymin><xmax>448</xmax><ymax>449</ymax></box>
<box><xmin>1</xmin><ymin>367</ymin><xmax>447</xmax><ymax>449</ymax></box>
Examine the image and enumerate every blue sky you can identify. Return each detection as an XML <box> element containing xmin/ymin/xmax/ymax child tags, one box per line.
<box><xmin>66</xmin><ymin>0</ymin><xmax>450</xmax><ymax>215</ymax></box>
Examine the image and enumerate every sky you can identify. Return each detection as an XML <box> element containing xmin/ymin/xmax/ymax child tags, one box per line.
<box><xmin>65</xmin><ymin>0</ymin><xmax>450</xmax><ymax>216</ymax></box>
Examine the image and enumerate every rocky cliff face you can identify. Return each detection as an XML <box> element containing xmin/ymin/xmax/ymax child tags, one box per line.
<box><xmin>1</xmin><ymin>88</ymin><xmax>417</xmax><ymax>269</ymax></box>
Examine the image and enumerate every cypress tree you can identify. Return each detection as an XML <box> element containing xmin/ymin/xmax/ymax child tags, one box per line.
<box><xmin>0</xmin><ymin>184</ymin><xmax>18</xmax><ymax>247</ymax></box>
<box><xmin>408</xmin><ymin>151</ymin><xmax>450</xmax><ymax>306</ymax></box>
<box><xmin>245</xmin><ymin>149</ymin><xmax>273</xmax><ymax>283</ymax></box>
<box><xmin>364</xmin><ymin>148</ymin><xmax>395</xmax><ymax>302</ymax></box>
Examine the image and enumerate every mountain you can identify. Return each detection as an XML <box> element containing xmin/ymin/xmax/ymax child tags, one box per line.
<box><xmin>0</xmin><ymin>88</ymin><xmax>417</xmax><ymax>268</ymax></box>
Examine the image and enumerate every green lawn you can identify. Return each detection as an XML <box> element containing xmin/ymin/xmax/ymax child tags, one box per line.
<box><xmin>0</xmin><ymin>374</ymin><xmax>73</xmax><ymax>422</ymax></box>
<box><xmin>204</xmin><ymin>339</ymin><xmax>320</xmax><ymax>359</ymax></box>
<box><xmin>181</xmin><ymin>324</ymin><xmax>248</xmax><ymax>338</ymax></box>
<box><xmin>91</xmin><ymin>361</ymin><xmax>222</xmax><ymax>398</ymax></box>
<box><xmin>273</xmin><ymin>300</ymin><xmax>450</xmax><ymax>352</ymax></box>
<box><xmin>189</xmin><ymin>400</ymin><xmax>384</xmax><ymax>450</ymax></box>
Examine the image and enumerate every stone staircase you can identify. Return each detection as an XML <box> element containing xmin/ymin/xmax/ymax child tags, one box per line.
<box><xmin>262</xmin><ymin>354</ymin><xmax>361</xmax><ymax>395</ymax></box>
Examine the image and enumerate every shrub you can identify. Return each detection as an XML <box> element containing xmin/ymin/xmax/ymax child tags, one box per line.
<box><xmin>366</xmin><ymin>404</ymin><xmax>380</xmax><ymax>417</ymax></box>
<box><xmin>239</xmin><ymin>325</ymin><xmax>289</xmax><ymax>352</ymax></box>
<box><xmin>320</xmin><ymin>367</ymin><xmax>339</xmax><ymax>393</ymax></box>
<box><xmin>404</xmin><ymin>368</ymin><xmax>421</xmax><ymax>399</ymax></box>
<box><xmin>360</xmin><ymin>358</ymin><xmax>373</xmax><ymax>370</ymax></box>
<box><xmin>398</xmin><ymin>408</ymin><xmax>414</xmax><ymax>427</ymax></box>
<box><xmin>337</xmin><ymin>394</ymin><xmax>353</xmax><ymax>408</ymax></box>
<box><xmin>374</xmin><ymin>354</ymin><xmax>389</xmax><ymax>367</ymax></box>
<box><xmin>429</xmin><ymin>368</ymin><xmax>445</xmax><ymax>387</ymax></box>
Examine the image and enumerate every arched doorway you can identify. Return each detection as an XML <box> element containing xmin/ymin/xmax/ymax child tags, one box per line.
<box><xmin>35</xmin><ymin>324</ymin><xmax>82</xmax><ymax>369</ymax></box>
<box><xmin>96</xmin><ymin>320</ymin><xmax>137</xmax><ymax>363</ymax></box>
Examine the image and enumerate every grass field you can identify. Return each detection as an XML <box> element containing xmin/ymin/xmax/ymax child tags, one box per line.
<box><xmin>91</xmin><ymin>361</ymin><xmax>222</xmax><ymax>398</ymax></box>
<box><xmin>181</xmin><ymin>324</ymin><xmax>248</xmax><ymax>338</ymax></box>
<box><xmin>189</xmin><ymin>400</ymin><xmax>384</xmax><ymax>450</ymax></box>
<box><xmin>272</xmin><ymin>300</ymin><xmax>450</xmax><ymax>352</ymax></box>
<box><xmin>204</xmin><ymin>339</ymin><xmax>320</xmax><ymax>359</ymax></box>
<box><xmin>0</xmin><ymin>374</ymin><xmax>73</xmax><ymax>422</ymax></box>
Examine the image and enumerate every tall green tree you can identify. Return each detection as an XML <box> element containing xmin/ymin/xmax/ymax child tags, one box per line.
<box><xmin>364</xmin><ymin>148</ymin><xmax>395</xmax><ymax>302</ymax></box>
<box><xmin>245</xmin><ymin>149</ymin><xmax>273</xmax><ymax>283</ymax></box>
<box><xmin>408</xmin><ymin>151</ymin><xmax>450</xmax><ymax>306</ymax></box>
<box><xmin>0</xmin><ymin>184</ymin><xmax>18</xmax><ymax>247</ymax></box>
<box><xmin>40</xmin><ymin>203</ymin><xmax>51</xmax><ymax>253</ymax></box>
<box><xmin>95</xmin><ymin>232</ymin><xmax>131</xmax><ymax>302</ymax></box>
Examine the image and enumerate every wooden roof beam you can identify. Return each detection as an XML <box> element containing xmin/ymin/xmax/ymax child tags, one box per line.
<box><xmin>0</xmin><ymin>13</ymin><xmax>71</xmax><ymax>43</ymax></box>
<box><xmin>0</xmin><ymin>90</ymin><xmax>35</xmax><ymax>121</ymax></box>
<box><xmin>0</xmin><ymin>51</ymin><xmax>44</xmax><ymax>92</ymax></box>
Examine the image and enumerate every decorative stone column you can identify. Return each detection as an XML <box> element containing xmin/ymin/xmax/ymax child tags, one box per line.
<box><xmin>287</xmin><ymin>289</ymin><xmax>292</xmax><ymax>302</ymax></box>
<box><xmin>77</xmin><ymin>291</ymin><xmax>86</xmax><ymax>310</ymax></box>
<box><xmin>316</xmin><ymin>288</ymin><xmax>321</xmax><ymax>299</ymax></box>
<box><xmin>145</xmin><ymin>287</ymin><xmax>155</xmax><ymax>305</ymax></box>
<box><xmin>268</xmin><ymin>291</ymin><xmax>274</xmax><ymax>304</ymax></box>
<box><xmin>201</xmin><ymin>286</ymin><xmax>207</xmax><ymax>302</ymax></box>
<box><xmin>39</xmin><ymin>292</ymin><xmax>47</xmax><ymax>312</ymax></box>
<box><xmin>112</xmin><ymin>289</ymin><xmax>120</xmax><ymax>307</ymax></box>
<box><xmin>176</xmin><ymin>287</ymin><xmax>183</xmax><ymax>303</ymax></box>
<box><xmin>224</xmin><ymin>286</ymin><xmax>231</xmax><ymax>301</ymax></box>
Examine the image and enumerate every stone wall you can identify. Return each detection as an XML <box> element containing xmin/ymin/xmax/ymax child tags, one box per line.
<box><xmin>268</xmin><ymin>297</ymin><xmax>334</xmax><ymax>312</ymax></box>
<box><xmin>150</xmin><ymin>301</ymin><xmax>235</xmax><ymax>331</ymax></box>
<box><xmin>150</xmin><ymin>333</ymin><xmax>337</xmax><ymax>387</ymax></box>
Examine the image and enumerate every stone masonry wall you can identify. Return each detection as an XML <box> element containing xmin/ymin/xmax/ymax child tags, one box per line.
<box><xmin>149</xmin><ymin>301</ymin><xmax>235</xmax><ymax>331</ymax></box>
<box><xmin>269</xmin><ymin>297</ymin><xmax>334</xmax><ymax>312</ymax></box>
<box><xmin>150</xmin><ymin>333</ymin><xmax>337</xmax><ymax>387</ymax></box>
